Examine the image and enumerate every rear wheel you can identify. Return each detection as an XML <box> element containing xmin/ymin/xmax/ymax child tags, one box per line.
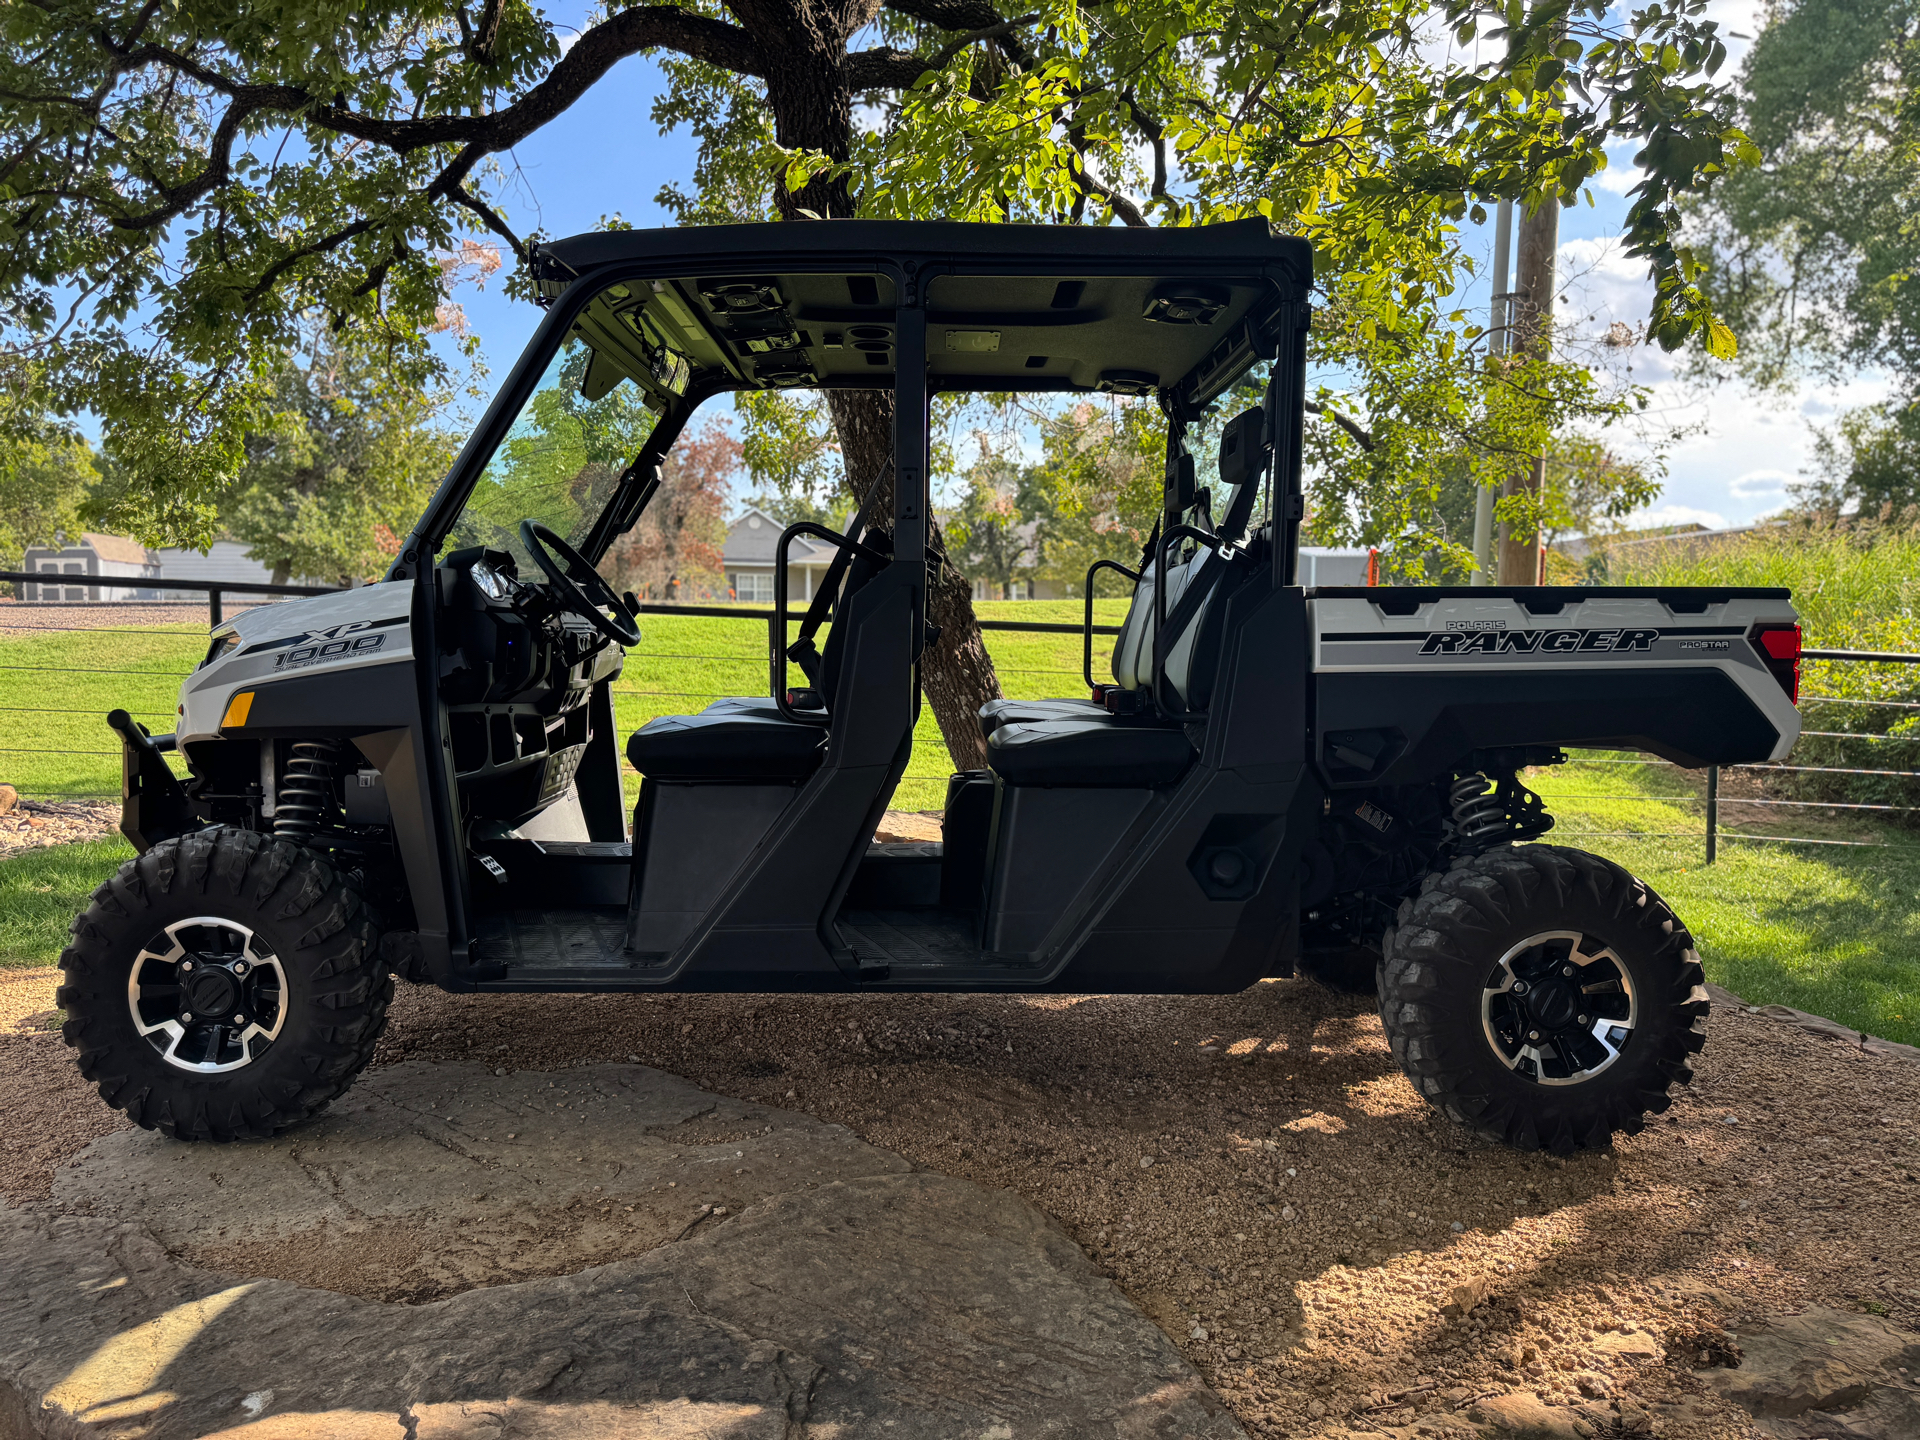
<box><xmin>1378</xmin><ymin>845</ymin><xmax>1708</xmax><ymax>1154</ymax></box>
<box><xmin>59</xmin><ymin>827</ymin><xmax>391</xmax><ymax>1142</ymax></box>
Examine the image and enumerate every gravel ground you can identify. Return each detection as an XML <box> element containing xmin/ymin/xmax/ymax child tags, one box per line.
<box><xmin>5</xmin><ymin>955</ymin><xmax>1914</xmax><ymax>1440</ymax></box>
<box><xmin>0</xmin><ymin>600</ymin><xmax>273</xmax><ymax>636</ymax></box>
<box><xmin>0</xmin><ymin>797</ymin><xmax>122</xmax><ymax>855</ymax></box>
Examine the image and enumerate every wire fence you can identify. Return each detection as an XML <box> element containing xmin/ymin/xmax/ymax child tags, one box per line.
<box><xmin>3</xmin><ymin>576</ymin><xmax>1914</xmax><ymax>864</ymax></box>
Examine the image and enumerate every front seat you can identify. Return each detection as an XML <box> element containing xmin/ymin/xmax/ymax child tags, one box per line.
<box><xmin>625</xmin><ymin>531</ymin><xmax>886</xmax><ymax>782</ymax></box>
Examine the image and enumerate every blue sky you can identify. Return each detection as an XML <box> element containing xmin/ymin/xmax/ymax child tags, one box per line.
<box><xmin>436</xmin><ymin>0</ymin><xmax>1885</xmax><ymax>533</ymax></box>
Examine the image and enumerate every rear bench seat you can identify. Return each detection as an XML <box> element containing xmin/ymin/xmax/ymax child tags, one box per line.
<box><xmin>977</xmin><ymin>405</ymin><xmax>1267</xmax><ymax>788</ymax></box>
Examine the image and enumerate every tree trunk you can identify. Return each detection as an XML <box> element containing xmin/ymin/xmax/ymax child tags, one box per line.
<box><xmin>748</xmin><ymin>3</ymin><xmax>1002</xmax><ymax>771</ymax></box>
<box><xmin>827</xmin><ymin>388</ymin><xmax>1001</xmax><ymax>772</ymax></box>
<box><xmin>270</xmin><ymin>561</ymin><xmax>291</xmax><ymax>586</ymax></box>
<box><xmin>1498</xmin><ymin>197</ymin><xmax>1560</xmax><ymax>585</ymax></box>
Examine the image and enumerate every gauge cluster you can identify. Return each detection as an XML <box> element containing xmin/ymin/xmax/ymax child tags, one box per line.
<box><xmin>435</xmin><ymin>545</ymin><xmax>625</xmax><ymax>824</ymax></box>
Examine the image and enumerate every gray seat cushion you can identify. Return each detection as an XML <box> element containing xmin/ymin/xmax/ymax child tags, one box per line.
<box><xmin>985</xmin><ymin>717</ymin><xmax>1193</xmax><ymax>788</ymax></box>
<box><xmin>977</xmin><ymin>697</ymin><xmax>1105</xmax><ymax>734</ymax></box>
<box><xmin>628</xmin><ymin>699</ymin><xmax>825</xmax><ymax>780</ymax></box>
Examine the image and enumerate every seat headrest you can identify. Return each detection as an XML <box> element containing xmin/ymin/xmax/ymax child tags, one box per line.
<box><xmin>1215</xmin><ymin>406</ymin><xmax>1269</xmax><ymax>541</ymax></box>
<box><xmin>1218</xmin><ymin>406</ymin><xmax>1267</xmax><ymax>490</ymax></box>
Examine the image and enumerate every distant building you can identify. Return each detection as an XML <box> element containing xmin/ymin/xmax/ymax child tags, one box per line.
<box><xmin>721</xmin><ymin>507</ymin><xmax>844</xmax><ymax>604</ymax></box>
<box><xmin>149</xmin><ymin>540</ymin><xmax>285</xmax><ymax>598</ymax></box>
<box><xmin>1555</xmin><ymin>522</ymin><xmax>1714</xmax><ymax>563</ymax></box>
<box><xmin>18</xmin><ymin>533</ymin><xmax>160</xmax><ymax>601</ymax></box>
<box><xmin>1298</xmin><ymin>547</ymin><xmax>1372</xmax><ymax>586</ymax></box>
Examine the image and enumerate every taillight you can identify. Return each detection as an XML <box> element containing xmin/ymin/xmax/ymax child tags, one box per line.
<box><xmin>1748</xmin><ymin>623</ymin><xmax>1801</xmax><ymax>704</ymax></box>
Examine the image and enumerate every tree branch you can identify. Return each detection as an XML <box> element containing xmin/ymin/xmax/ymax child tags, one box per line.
<box><xmin>439</xmin><ymin>178</ymin><xmax>528</xmax><ymax>263</ymax></box>
<box><xmin>884</xmin><ymin>0</ymin><xmax>1031</xmax><ymax>62</ymax></box>
<box><xmin>467</xmin><ymin>0</ymin><xmax>506</xmax><ymax>67</ymax></box>
<box><xmin>1307</xmin><ymin>400</ymin><xmax>1375</xmax><ymax>451</ymax></box>
<box><xmin>1078</xmin><ymin>170</ymin><xmax>1147</xmax><ymax>227</ymax></box>
<box><xmin>110</xmin><ymin>7</ymin><xmax>768</xmax><ymax>159</ymax></box>
<box><xmin>849</xmin><ymin>14</ymin><xmax>1037</xmax><ymax>92</ymax></box>
<box><xmin>1123</xmin><ymin>89</ymin><xmax>1167</xmax><ymax>197</ymax></box>
<box><xmin>236</xmin><ymin>215</ymin><xmax>384</xmax><ymax>310</ymax></box>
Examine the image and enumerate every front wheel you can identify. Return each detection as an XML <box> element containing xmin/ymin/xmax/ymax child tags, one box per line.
<box><xmin>1379</xmin><ymin>845</ymin><xmax>1708</xmax><ymax>1154</ymax></box>
<box><xmin>59</xmin><ymin>827</ymin><xmax>391</xmax><ymax>1142</ymax></box>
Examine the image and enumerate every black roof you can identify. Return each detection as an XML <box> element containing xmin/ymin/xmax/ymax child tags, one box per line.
<box><xmin>529</xmin><ymin>219</ymin><xmax>1311</xmax><ymax>406</ymax></box>
<box><xmin>534</xmin><ymin>218</ymin><xmax>1311</xmax><ymax>292</ymax></box>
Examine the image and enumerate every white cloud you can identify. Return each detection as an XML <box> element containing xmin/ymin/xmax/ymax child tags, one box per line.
<box><xmin>1623</xmin><ymin>503</ymin><xmax>1730</xmax><ymax>530</ymax></box>
<box><xmin>1589</xmin><ymin>142</ymin><xmax>1647</xmax><ymax>197</ymax></box>
<box><xmin>1729</xmin><ymin>469</ymin><xmax>1791</xmax><ymax>498</ymax></box>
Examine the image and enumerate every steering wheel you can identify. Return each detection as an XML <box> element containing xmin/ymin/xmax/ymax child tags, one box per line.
<box><xmin>519</xmin><ymin>520</ymin><xmax>642</xmax><ymax>647</ymax></box>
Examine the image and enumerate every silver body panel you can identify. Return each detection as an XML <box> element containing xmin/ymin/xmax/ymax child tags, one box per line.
<box><xmin>1308</xmin><ymin>592</ymin><xmax>1803</xmax><ymax>761</ymax></box>
<box><xmin>178</xmin><ymin>583</ymin><xmax>414</xmax><ymax>745</ymax></box>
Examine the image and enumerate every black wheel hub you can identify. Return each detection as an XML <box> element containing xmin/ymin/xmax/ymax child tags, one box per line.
<box><xmin>182</xmin><ymin>966</ymin><xmax>240</xmax><ymax>1018</ymax></box>
<box><xmin>1481</xmin><ymin>932</ymin><xmax>1637</xmax><ymax>1086</ymax></box>
<box><xmin>126</xmin><ymin>918</ymin><xmax>288</xmax><ymax>1073</ymax></box>
<box><xmin>1523</xmin><ymin>982</ymin><xmax>1579</xmax><ymax>1032</ymax></box>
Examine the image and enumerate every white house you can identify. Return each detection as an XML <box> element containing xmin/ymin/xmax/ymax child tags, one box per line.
<box><xmin>721</xmin><ymin>507</ymin><xmax>844</xmax><ymax>604</ymax></box>
<box><xmin>1297</xmin><ymin>547</ymin><xmax>1372</xmax><ymax>586</ymax></box>
<box><xmin>18</xmin><ymin>534</ymin><xmax>160</xmax><ymax>601</ymax></box>
<box><xmin>149</xmin><ymin>540</ymin><xmax>287</xmax><ymax>598</ymax></box>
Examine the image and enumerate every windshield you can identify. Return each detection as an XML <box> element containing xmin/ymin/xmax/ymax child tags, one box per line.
<box><xmin>440</xmin><ymin>324</ymin><xmax>669</xmax><ymax>576</ymax></box>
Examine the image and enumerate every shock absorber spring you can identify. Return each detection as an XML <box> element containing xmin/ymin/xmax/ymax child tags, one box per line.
<box><xmin>1449</xmin><ymin>772</ymin><xmax>1509</xmax><ymax>846</ymax></box>
<box><xmin>274</xmin><ymin>739</ymin><xmax>342</xmax><ymax>842</ymax></box>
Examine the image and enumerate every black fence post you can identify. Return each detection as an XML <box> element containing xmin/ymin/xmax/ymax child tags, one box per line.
<box><xmin>1705</xmin><ymin>765</ymin><xmax>1719</xmax><ymax>865</ymax></box>
<box><xmin>209</xmin><ymin>588</ymin><xmax>223</xmax><ymax>627</ymax></box>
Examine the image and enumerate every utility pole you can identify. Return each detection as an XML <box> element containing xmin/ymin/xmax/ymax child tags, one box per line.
<box><xmin>1470</xmin><ymin>200</ymin><xmax>1513</xmax><ymax>586</ymax></box>
<box><xmin>1498</xmin><ymin>197</ymin><xmax>1559</xmax><ymax>585</ymax></box>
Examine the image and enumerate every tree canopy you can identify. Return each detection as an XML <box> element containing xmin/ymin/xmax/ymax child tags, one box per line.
<box><xmin>1</xmin><ymin>0</ymin><xmax>1753</xmax><ymax>539</ymax></box>
<box><xmin>1684</xmin><ymin>0</ymin><xmax>1918</xmax><ymax>390</ymax></box>
<box><xmin>221</xmin><ymin>328</ymin><xmax>456</xmax><ymax>584</ymax></box>
<box><xmin>1679</xmin><ymin>0</ymin><xmax>1916</xmax><ymax>522</ymax></box>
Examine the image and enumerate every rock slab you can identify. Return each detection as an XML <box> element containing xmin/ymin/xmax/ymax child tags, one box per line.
<box><xmin>5</xmin><ymin>1063</ymin><xmax>1240</xmax><ymax>1439</ymax></box>
<box><xmin>1698</xmin><ymin>1305</ymin><xmax>1919</xmax><ymax>1440</ymax></box>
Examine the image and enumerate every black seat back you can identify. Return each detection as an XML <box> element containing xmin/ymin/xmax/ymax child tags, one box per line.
<box><xmin>1153</xmin><ymin>407</ymin><xmax>1269</xmax><ymax>711</ymax></box>
<box><xmin>817</xmin><ymin>527</ymin><xmax>893</xmax><ymax>714</ymax></box>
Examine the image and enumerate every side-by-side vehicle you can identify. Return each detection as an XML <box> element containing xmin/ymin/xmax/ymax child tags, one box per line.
<box><xmin>61</xmin><ymin>220</ymin><xmax>1803</xmax><ymax>1154</ymax></box>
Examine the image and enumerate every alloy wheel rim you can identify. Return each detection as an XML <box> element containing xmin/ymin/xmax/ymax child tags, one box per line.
<box><xmin>1480</xmin><ymin>930</ymin><xmax>1636</xmax><ymax>1086</ymax></box>
<box><xmin>126</xmin><ymin>918</ymin><xmax>288</xmax><ymax>1073</ymax></box>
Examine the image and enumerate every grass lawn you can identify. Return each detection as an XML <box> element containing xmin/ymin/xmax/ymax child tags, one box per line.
<box><xmin>0</xmin><ymin>837</ymin><xmax>133</xmax><ymax>970</ymax></box>
<box><xmin>1532</xmin><ymin>754</ymin><xmax>1918</xmax><ymax>1047</ymax></box>
<box><xmin>4</xmin><ymin>607</ymin><xmax>1913</xmax><ymax>1045</ymax></box>
<box><xmin>0</xmin><ymin>601</ymin><xmax>1124</xmax><ymax>810</ymax></box>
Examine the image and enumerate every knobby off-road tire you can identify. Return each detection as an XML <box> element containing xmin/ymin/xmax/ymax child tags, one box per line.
<box><xmin>59</xmin><ymin>826</ymin><xmax>391</xmax><ymax>1142</ymax></box>
<box><xmin>1378</xmin><ymin>844</ymin><xmax>1708</xmax><ymax>1154</ymax></box>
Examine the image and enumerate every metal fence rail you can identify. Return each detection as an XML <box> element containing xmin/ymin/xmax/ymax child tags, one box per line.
<box><xmin>5</xmin><ymin>572</ymin><xmax>1913</xmax><ymax>865</ymax></box>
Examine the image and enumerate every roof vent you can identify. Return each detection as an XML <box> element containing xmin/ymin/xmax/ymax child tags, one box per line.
<box><xmin>1143</xmin><ymin>282</ymin><xmax>1230</xmax><ymax>325</ymax></box>
<box><xmin>1098</xmin><ymin>369</ymin><xmax>1157</xmax><ymax>396</ymax></box>
<box><xmin>700</xmin><ymin>278</ymin><xmax>784</xmax><ymax>314</ymax></box>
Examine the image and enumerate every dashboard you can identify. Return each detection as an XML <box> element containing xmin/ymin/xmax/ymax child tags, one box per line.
<box><xmin>435</xmin><ymin>546</ymin><xmax>626</xmax><ymax>823</ymax></box>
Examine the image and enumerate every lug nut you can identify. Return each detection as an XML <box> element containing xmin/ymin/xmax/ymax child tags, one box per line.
<box><xmin>181</xmin><ymin>1010</ymin><xmax>194</xmax><ymax>1022</ymax></box>
<box><xmin>233</xmin><ymin>1012</ymin><xmax>246</xmax><ymax>1024</ymax></box>
<box><xmin>1562</xmin><ymin>965</ymin><xmax>1575</xmax><ymax>977</ymax></box>
<box><xmin>1577</xmin><ymin>1014</ymin><xmax>1589</xmax><ymax>1025</ymax></box>
<box><xmin>232</xmin><ymin>961</ymin><xmax>248</xmax><ymax>976</ymax></box>
<box><xmin>180</xmin><ymin>960</ymin><xmax>195</xmax><ymax>972</ymax></box>
<box><xmin>1511</xmin><ymin>981</ymin><xmax>1529</xmax><ymax>996</ymax></box>
<box><xmin>1527</xmin><ymin>1029</ymin><xmax>1540</xmax><ymax>1041</ymax></box>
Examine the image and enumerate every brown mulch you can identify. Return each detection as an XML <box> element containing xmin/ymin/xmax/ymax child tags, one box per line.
<box><xmin>0</xmin><ymin>798</ymin><xmax>121</xmax><ymax>856</ymax></box>
<box><xmin>6</xmin><ymin>958</ymin><xmax>1914</xmax><ymax>1439</ymax></box>
<box><xmin>0</xmin><ymin>601</ymin><xmax>271</xmax><ymax>637</ymax></box>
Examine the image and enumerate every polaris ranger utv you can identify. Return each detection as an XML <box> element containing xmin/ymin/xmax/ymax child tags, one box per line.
<box><xmin>63</xmin><ymin>219</ymin><xmax>1803</xmax><ymax>1155</ymax></box>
